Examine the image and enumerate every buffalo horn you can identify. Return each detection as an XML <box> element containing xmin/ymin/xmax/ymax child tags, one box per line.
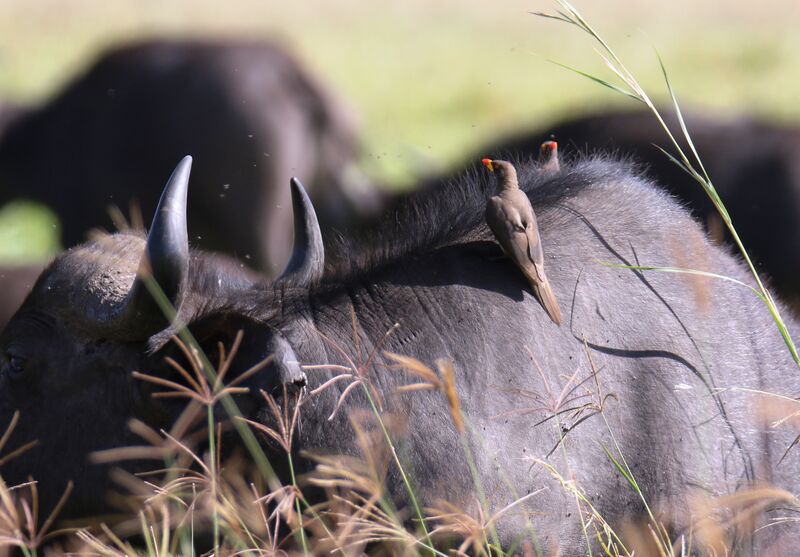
<box><xmin>115</xmin><ymin>156</ymin><xmax>191</xmax><ymax>336</ymax></box>
<box><xmin>277</xmin><ymin>177</ymin><xmax>325</xmax><ymax>285</ymax></box>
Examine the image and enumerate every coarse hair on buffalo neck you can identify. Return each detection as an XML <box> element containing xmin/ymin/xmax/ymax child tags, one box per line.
<box><xmin>322</xmin><ymin>154</ymin><xmax>650</xmax><ymax>283</ymax></box>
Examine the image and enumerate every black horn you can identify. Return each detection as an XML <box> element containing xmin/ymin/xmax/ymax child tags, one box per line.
<box><xmin>277</xmin><ymin>177</ymin><xmax>325</xmax><ymax>285</ymax></box>
<box><xmin>113</xmin><ymin>156</ymin><xmax>191</xmax><ymax>337</ymax></box>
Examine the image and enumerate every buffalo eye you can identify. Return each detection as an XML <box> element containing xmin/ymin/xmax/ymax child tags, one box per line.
<box><xmin>4</xmin><ymin>352</ymin><xmax>27</xmax><ymax>379</ymax></box>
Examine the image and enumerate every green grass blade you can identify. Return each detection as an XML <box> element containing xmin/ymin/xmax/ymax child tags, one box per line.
<box><xmin>535</xmin><ymin>0</ymin><xmax>800</xmax><ymax>369</ymax></box>
<box><xmin>655</xmin><ymin>49</ymin><xmax>711</xmax><ymax>184</ymax></box>
<box><xmin>597</xmin><ymin>261</ymin><xmax>765</xmax><ymax>301</ymax></box>
<box><xmin>547</xmin><ymin>59</ymin><xmax>641</xmax><ymax>102</ymax></box>
<box><xmin>529</xmin><ymin>11</ymin><xmax>574</xmax><ymax>25</ymax></box>
<box><xmin>601</xmin><ymin>445</ymin><xmax>638</xmax><ymax>493</ymax></box>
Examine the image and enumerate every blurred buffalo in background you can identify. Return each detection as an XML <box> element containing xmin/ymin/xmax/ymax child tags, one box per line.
<box><xmin>0</xmin><ymin>263</ymin><xmax>44</xmax><ymax>331</ymax></box>
<box><xmin>427</xmin><ymin>109</ymin><xmax>800</xmax><ymax>307</ymax></box>
<box><xmin>0</xmin><ymin>100</ymin><xmax>26</xmax><ymax>133</ymax></box>
<box><xmin>0</xmin><ymin>39</ymin><xmax>384</xmax><ymax>275</ymax></box>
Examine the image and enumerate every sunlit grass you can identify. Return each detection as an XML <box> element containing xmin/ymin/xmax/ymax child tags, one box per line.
<box><xmin>1</xmin><ymin>1</ymin><xmax>799</xmax><ymax>186</ymax></box>
<box><xmin>0</xmin><ymin>202</ymin><xmax>59</xmax><ymax>263</ymax></box>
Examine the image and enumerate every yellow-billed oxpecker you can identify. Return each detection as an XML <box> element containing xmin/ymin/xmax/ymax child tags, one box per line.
<box><xmin>482</xmin><ymin>158</ymin><xmax>562</xmax><ymax>326</ymax></box>
<box><xmin>539</xmin><ymin>140</ymin><xmax>560</xmax><ymax>174</ymax></box>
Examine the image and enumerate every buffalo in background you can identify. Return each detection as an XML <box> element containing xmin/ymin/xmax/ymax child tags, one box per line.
<box><xmin>0</xmin><ymin>39</ymin><xmax>384</xmax><ymax>276</ymax></box>
<box><xmin>0</xmin><ymin>264</ymin><xmax>44</xmax><ymax>330</ymax></box>
<box><xmin>0</xmin><ymin>100</ymin><xmax>26</xmax><ymax>134</ymax></box>
<box><xmin>424</xmin><ymin>109</ymin><xmax>800</xmax><ymax>307</ymax></box>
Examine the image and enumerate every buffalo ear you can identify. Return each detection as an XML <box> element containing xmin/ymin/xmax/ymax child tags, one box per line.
<box><xmin>168</xmin><ymin>314</ymin><xmax>307</xmax><ymax>394</ymax></box>
<box><xmin>276</xmin><ymin>178</ymin><xmax>325</xmax><ymax>286</ymax></box>
<box><xmin>268</xmin><ymin>335</ymin><xmax>307</xmax><ymax>391</ymax></box>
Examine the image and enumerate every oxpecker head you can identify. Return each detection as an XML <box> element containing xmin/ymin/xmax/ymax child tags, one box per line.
<box><xmin>481</xmin><ymin>159</ymin><xmax>519</xmax><ymax>190</ymax></box>
<box><xmin>539</xmin><ymin>141</ymin><xmax>560</xmax><ymax>173</ymax></box>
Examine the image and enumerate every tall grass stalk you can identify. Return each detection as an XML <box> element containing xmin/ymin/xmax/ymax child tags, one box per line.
<box><xmin>285</xmin><ymin>452</ymin><xmax>309</xmax><ymax>554</ymax></box>
<box><xmin>206</xmin><ymin>407</ymin><xmax>219</xmax><ymax>552</ymax></box>
<box><xmin>456</xmin><ymin>434</ymin><xmax>502</xmax><ymax>554</ymax></box>
<box><xmin>585</xmin><ymin>341</ymin><xmax>674</xmax><ymax>555</ymax></box>
<box><xmin>137</xmin><ymin>274</ymin><xmax>286</xmax><ymax>484</ymax></box>
<box><xmin>460</xmin><ymin>416</ymin><xmax>545</xmax><ymax>556</ymax></box>
<box><xmin>387</xmin><ymin>353</ymin><xmax>535</xmax><ymax>554</ymax></box>
<box><xmin>440</xmin><ymin>359</ymin><xmax>503</xmax><ymax>554</ymax></box>
<box><xmin>551</xmin><ymin>413</ymin><xmax>616</xmax><ymax>556</ymax></box>
<box><xmin>310</xmin><ymin>324</ymin><xmax>436</xmax><ymax>549</ymax></box>
<box><xmin>534</xmin><ymin>0</ymin><xmax>800</xmax><ymax>367</ymax></box>
<box><xmin>360</xmin><ymin>384</ymin><xmax>434</xmax><ymax>548</ymax></box>
<box><xmin>135</xmin><ymin>275</ymin><xmax>324</xmax><ymax>550</ymax></box>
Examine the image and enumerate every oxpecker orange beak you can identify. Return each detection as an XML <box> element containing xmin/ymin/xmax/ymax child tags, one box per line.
<box><xmin>541</xmin><ymin>140</ymin><xmax>557</xmax><ymax>154</ymax></box>
<box><xmin>481</xmin><ymin>158</ymin><xmax>494</xmax><ymax>172</ymax></box>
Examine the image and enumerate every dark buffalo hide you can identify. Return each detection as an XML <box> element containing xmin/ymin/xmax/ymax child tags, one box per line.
<box><xmin>0</xmin><ymin>39</ymin><xmax>383</xmax><ymax>275</ymax></box>
<box><xmin>1</xmin><ymin>155</ymin><xmax>799</xmax><ymax>553</ymax></box>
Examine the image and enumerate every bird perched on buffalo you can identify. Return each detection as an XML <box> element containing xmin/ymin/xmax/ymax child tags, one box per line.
<box><xmin>539</xmin><ymin>140</ymin><xmax>560</xmax><ymax>174</ymax></box>
<box><xmin>482</xmin><ymin>158</ymin><xmax>562</xmax><ymax>326</ymax></box>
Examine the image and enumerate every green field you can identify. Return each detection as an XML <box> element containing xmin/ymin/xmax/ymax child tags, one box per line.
<box><xmin>0</xmin><ymin>0</ymin><xmax>798</xmax><ymax>261</ymax></box>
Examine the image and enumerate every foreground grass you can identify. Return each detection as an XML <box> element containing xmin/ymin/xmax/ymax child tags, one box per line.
<box><xmin>1</xmin><ymin>337</ymin><xmax>795</xmax><ymax>557</ymax></box>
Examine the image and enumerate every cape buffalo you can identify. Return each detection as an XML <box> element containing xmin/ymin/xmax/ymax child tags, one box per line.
<box><xmin>457</xmin><ymin>109</ymin><xmax>800</xmax><ymax>308</ymax></box>
<box><xmin>1</xmin><ymin>155</ymin><xmax>799</xmax><ymax>553</ymax></box>
<box><xmin>0</xmin><ymin>39</ymin><xmax>381</xmax><ymax>275</ymax></box>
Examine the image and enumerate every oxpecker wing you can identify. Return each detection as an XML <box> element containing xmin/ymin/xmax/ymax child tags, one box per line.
<box><xmin>482</xmin><ymin>159</ymin><xmax>562</xmax><ymax>326</ymax></box>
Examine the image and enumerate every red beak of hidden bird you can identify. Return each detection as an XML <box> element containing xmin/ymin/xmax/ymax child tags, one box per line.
<box><xmin>481</xmin><ymin>158</ymin><xmax>494</xmax><ymax>172</ymax></box>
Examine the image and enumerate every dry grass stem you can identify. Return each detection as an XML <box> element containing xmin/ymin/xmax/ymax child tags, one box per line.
<box><xmin>132</xmin><ymin>332</ymin><xmax>272</xmax><ymax>408</ymax></box>
<box><xmin>237</xmin><ymin>386</ymin><xmax>303</xmax><ymax>454</ymax></box>
<box><xmin>304</xmin><ymin>311</ymin><xmax>400</xmax><ymax>420</ymax></box>
<box><xmin>384</xmin><ymin>352</ymin><xmax>465</xmax><ymax>434</ymax></box>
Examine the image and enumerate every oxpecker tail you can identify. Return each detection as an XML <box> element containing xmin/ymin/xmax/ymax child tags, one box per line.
<box><xmin>522</xmin><ymin>267</ymin><xmax>562</xmax><ymax>326</ymax></box>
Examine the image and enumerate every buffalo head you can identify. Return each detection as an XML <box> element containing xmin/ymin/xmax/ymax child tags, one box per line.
<box><xmin>0</xmin><ymin>157</ymin><xmax>323</xmax><ymax>518</ymax></box>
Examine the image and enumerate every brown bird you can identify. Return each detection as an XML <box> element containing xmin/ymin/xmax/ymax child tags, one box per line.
<box><xmin>482</xmin><ymin>158</ymin><xmax>562</xmax><ymax>326</ymax></box>
<box><xmin>539</xmin><ymin>140</ymin><xmax>560</xmax><ymax>174</ymax></box>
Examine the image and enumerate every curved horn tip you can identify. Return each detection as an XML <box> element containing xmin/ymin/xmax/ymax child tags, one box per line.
<box><xmin>277</xmin><ymin>176</ymin><xmax>325</xmax><ymax>286</ymax></box>
<box><xmin>167</xmin><ymin>155</ymin><xmax>193</xmax><ymax>192</ymax></box>
<box><xmin>113</xmin><ymin>155</ymin><xmax>192</xmax><ymax>338</ymax></box>
<box><xmin>143</xmin><ymin>154</ymin><xmax>191</xmax><ymax>309</ymax></box>
<box><xmin>289</xmin><ymin>176</ymin><xmax>307</xmax><ymax>197</ymax></box>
